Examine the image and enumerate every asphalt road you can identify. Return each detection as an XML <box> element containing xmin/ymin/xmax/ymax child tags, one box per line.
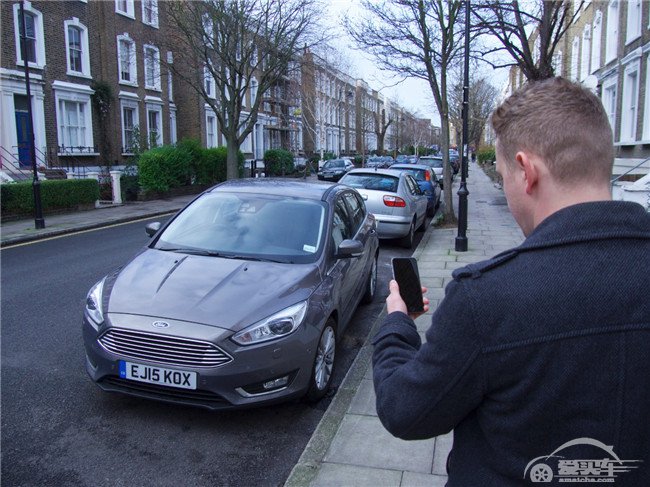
<box><xmin>1</xmin><ymin>216</ymin><xmax>425</xmax><ymax>487</ymax></box>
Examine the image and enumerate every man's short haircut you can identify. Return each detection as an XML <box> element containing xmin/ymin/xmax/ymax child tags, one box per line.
<box><xmin>491</xmin><ymin>77</ymin><xmax>613</xmax><ymax>185</ymax></box>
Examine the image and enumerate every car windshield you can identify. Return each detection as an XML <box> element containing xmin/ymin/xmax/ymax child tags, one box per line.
<box><xmin>153</xmin><ymin>192</ymin><xmax>326</xmax><ymax>264</ymax></box>
<box><xmin>421</xmin><ymin>158</ymin><xmax>443</xmax><ymax>168</ymax></box>
<box><xmin>395</xmin><ymin>168</ymin><xmax>426</xmax><ymax>181</ymax></box>
<box><xmin>323</xmin><ymin>160</ymin><xmax>344</xmax><ymax>169</ymax></box>
<box><xmin>341</xmin><ymin>173</ymin><xmax>399</xmax><ymax>192</ymax></box>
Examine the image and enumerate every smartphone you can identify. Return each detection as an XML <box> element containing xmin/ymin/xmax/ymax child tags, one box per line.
<box><xmin>391</xmin><ymin>257</ymin><xmax>424</xmax><ymax>313</ymax></box>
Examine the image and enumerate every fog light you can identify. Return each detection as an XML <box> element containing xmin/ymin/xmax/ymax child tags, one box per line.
<box><xmin>263</xmin><ymin>375</ymin><xmax>289</xmax><ymax>390</ymax></box>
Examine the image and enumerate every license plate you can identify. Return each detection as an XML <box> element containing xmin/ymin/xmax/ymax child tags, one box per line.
<box><xmin>119</xmin><ymin>361</ymin><xmax>197</xmax><ymax>390</ymax></box>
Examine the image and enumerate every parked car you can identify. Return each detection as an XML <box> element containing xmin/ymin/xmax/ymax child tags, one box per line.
<box><xmin>83</xmin><ymin>179</ymin><xmax>379</xmax><ymax>410</ymax></box>
<box><xmin>365</xmin><ymin>156</ymin><xmax>390</xmax><ymax>169</ymax></box>
<box><xmin>390</xmin><ymin>163</ymin><xmax>441</xmax><ymax>217</ymax></box>
<box><xmin>317</xmin><ymin>158</ymin><xmax>355</xmax><ymax>181</ymax></box>
<box><xmin>339</xmin><ymin>168</ymin><xmax>428</xmax><ymax>248</ymax></box>
<box><xmin>418</xmin><ymin>155</ymin><xmax>445</xmax><ymax>185</ymax></box>
<box><xmin>448</xmin><ymin>150</ymin><xmax>460</xmax><ymax>174</ymax></box>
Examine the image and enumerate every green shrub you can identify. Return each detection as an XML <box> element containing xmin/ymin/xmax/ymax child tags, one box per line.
<box><xmin>200</xmin><ymin>146</ymin><xmax>245</xmax><ymax>183</ymax></box>
<box><xmin>264</xmin><ymin>149</ymin><xmax>295</xmax><ymax>176</ymax></box>
<box><xmin>1</xmin><ymin>179</ymin><xmax>99</xmax><ymax>214</ymax></box>
<box><xmin>121</xmin><ymin>174</ymin><xmax>139</xmax><ymax>201</ymax></box>
<box><xmin>176</xmin><ymin>138</ymin><xmax>205</xmax><ymax>183</ymax></box>
<box><xmin>477</xmin><ymin>146</ymin><xmax>496</xmax><ymax>164</ymax></box>
<box><xmin>354</xmin><ymin>155</ymin><xmax>363</xmax><ymax>166</ymax></box>
<box><xmin>138</xmin><ymin>145</ymin><xmax>192</xmax><ymax>192</ymax></box>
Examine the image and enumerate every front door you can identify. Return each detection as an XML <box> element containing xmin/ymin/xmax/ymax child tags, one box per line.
<box><xmin>15</xmin><ymin>110</ymin><xmax>32</xmax><ymax>168</ymax></box>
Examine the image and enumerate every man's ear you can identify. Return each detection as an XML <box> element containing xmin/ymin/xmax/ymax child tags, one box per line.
<box><xmin>514</xmin><ymin>151</ymin><xmax>539</xmax><ymax>194</ymax></box>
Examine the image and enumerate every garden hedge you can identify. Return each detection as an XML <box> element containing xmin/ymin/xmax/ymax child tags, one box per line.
<box><xmin>1</xmin><ymin>179</ymin><xmax>99</xmax><ymax>215</ymax></box>
<box><xmin>137</xmin><ymin>145</ymin><xmax>192</xmax><ymax>192</ymax></box>
<box><xmin>264</xmin><ymin>148</ymin><xmax>295</xmax><ymax>176</ymax></box>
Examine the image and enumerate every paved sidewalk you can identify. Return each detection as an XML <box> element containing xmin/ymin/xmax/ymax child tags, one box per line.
<box><xmin>0</xmin><ymin>194</ymin><xmax>197</xmax><ymax>247</ymax></box>
<box><xmin>285</xmin><ymin>161</ymin><xmax>525</xmax><ymax>487</ymax></box>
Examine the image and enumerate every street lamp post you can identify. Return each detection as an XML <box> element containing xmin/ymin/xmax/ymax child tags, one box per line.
<box><xmin>455</xmin><ymin>0</ymin><xmax>470</xmax><ymax>252</ymax></box>
<box><xmin>20</xmin><ymin>0</ymin><xmax>45</xmax><ymax>230</ymax></box>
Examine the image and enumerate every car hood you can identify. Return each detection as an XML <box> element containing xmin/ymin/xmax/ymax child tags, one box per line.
<box><xmin>106</xmin><ymin>249</ymin><xmax>321</xmax><ymax>331</ymax></box>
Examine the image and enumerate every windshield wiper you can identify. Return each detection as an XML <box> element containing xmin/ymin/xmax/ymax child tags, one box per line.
<box><xmin>157</xmin><ymin>248</ymin><xmax>289</xmax><ymax>263</ymax></box>
<box><xmin>156</xmin><ymin>248</ymin><xmax>223</xmax><ymax>257</ymax></box>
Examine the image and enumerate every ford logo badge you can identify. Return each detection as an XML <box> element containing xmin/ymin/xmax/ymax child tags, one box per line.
<box><xmin>152</xmin><ymin>321</ymin><xmax>170</xmax><ymax>328</ymax></box>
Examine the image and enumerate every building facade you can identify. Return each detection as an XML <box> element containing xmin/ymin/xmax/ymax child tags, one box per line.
<box><xmin>1</xmin><ymin>0</ymin><xmax>437</xmax><ymax>180</ymax></box>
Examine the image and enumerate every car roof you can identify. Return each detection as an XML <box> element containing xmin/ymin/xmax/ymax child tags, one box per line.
<box><xmin>345</xmin><ymin>168</ymin><xmax>405</xmax><ymax>178</ymax></box>
<box><xmin>390</xmin><ymin>164</ymin><xmax>432</xmax><ymax>171</ymax></box>
<box><xmin>209</xmin><ymin>178</ymin><xmax>338</xmax><ymax>201</ymax></box>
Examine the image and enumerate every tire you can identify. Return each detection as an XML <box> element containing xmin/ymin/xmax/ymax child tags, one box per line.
<box><xmin>305</xmin><ymin>319</ymin><xmax>337</xmax><ymax>402</ymax></box>
<box><xmin>361</xmin><ymin>253</ymin><xmax>378</xmax><ymax>304</ymax></box>
<box><xmin>416</xmin><ymin>214</ymin><xmax>426</xmax><ymax>232</ymax></box>
<box><xmin>427</xmin><ymin>203</ymin><xmax>435</xmax><ymax>218</ymax></box>
<box><xmin>399</xmin><ymin>220</ymin><xmax>415</xmax><ymax>249</ymax></box>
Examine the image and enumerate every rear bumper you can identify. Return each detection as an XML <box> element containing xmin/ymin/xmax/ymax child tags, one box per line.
<box><xmin>374</xmin><ymin>215</ymin><xmax>412</xmax><ymax>239</ymax></box>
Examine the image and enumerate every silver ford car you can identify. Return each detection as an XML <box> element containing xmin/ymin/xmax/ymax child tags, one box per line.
<box><xmin>83</xmin><ymin>179</ymin><xmax>379</xmax><ymax>410</ymax></box>
<box><xmin>339</xmin><ymin>168</ymin><xmax>428</xmax><ymax>248</ymax></box>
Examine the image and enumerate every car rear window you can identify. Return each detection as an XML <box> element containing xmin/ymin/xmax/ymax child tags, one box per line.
<box><xmin>341</xmin><ymin>173</ymin><xmax>399</xmax><ymax>192</ymax></box>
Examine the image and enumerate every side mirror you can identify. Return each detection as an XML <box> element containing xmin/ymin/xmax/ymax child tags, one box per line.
<box><xmin>145</xmin><ymin>222</ymin><xmax>161</xmax><ymax>237</ymax></box>
<box><xmin>336</xmin><ymin>239</ymin><xmax>364</xmax><ymax>259</ymax></box>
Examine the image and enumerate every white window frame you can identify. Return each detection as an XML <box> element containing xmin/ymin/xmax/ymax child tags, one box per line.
<box><xmin>13</xmin><ymin>2</ymin><xmax>46</xmax><ymax>69</ymax></box>
<box><xmin>580</xmin><ymin>25</ymin><xmax>591</xmax><ymax>81</ymax></box>
<box><xmin>169</xmin><ymin>106</ymin><xmax>177</xmax><ymax>145</ymax></box>
<box><xmin>142</xmin><ymin>0</ymin><xmax>159</xmax><ymax>28</ymax></box>
<box><xmin>206</xmin><ymin>110</ymin><xmax>218</xmax><ymax>148</ymax></box>
<box><xmin>571</xmin><ymin>36</ymin><xmax>580</xmax><ymax>81</ymax></box>
<box><xmin>64</xmin><ymin>18</ymin><xmax>91</xmax><ymax>78</ymax></box>
<box><xmin>143</xmin><ymin>44</ymin><xmax>161</xmax><ymax>91</ymax></box>
<box><xmin>53</xmin><ymin>81</ymin><xmax>95</xmax><ymax>154</ymax></box>
<box><xmin>553</xmin><ymin>50</ymin><xmax>563</xmax><ymax>76</ymax></box>
<box><xmin>115</xmin><ymin>0</ymin><xmax>135</xmax><ymax>19</ymax></box>
<box><xmin>643</xmin><ymin>59</ymin><xmax>650</xmax><ymax>141</ymax></box>
<box><xmin>204</xmin><ymin>65</ymin><xmax>216</xmax><ymax>99</ymax></box>
<box><xmin>591</xmin><ymin>11</ymin><xmax>602</xmax><ymax>73</ymax></box>
<box><xmin>606</xmin><ymin>1</ymin><xmax>619</xmax><ymax>64</ymax></box>
<box><xmin>602</xmin><ymin>75</ymin><xmax>617</xmax><ymax>139</ymax></box>
<box><xmin>621</xmin><ymin>60</ymin><xmax>640</xmax><ymax>143</ymax></box>
<box><xmin>626</xmin><ymin>0</ymin><xmax>642</xmax><ymax>45</ymax></box>
<box><xmin>119</xmin><ymin>96</ymin><xmax>140</xmax><ymax>155</ymax></box>
<box><xmin>145</xmin><ymin>101</ymin><xmax>163</xmax><ymax>148</ymax></box>
<box><xmin>117</xmin><ymin>34</ymin><xmax>137</xmax><ymax>86</ymax></box>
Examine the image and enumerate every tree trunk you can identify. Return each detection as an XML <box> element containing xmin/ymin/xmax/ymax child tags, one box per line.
<box><xmin>226</xmin><ymin>137</ymin><xmax>240</xmax><ymax>180</ymax></box>
<box><xmin>440</xmin><ymin>112</ymin><xmax>456</xmax><ymax>223</ymax></box>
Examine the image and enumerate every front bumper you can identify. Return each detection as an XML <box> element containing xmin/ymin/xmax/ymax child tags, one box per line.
<box><xmin>83</xmin><ymin>312</ymin><xmax>322</xmax><ymax>410</ymax></box>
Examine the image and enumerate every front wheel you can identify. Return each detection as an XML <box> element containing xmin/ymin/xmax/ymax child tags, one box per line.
<box><xmin>305</xmin><ymin>319</ymin><xmax>337</xmax><ymax>402</ymax></box>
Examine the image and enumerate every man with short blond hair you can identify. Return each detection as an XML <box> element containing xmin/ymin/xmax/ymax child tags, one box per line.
<box><xmin>373</xmin><ymin>77</ymin><xmax>650</xmax><ymax>485</ymax></box>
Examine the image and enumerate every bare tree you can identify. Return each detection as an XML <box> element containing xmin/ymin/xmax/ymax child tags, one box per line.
<box><xmin>448</xmin><ymin>76</ymin><xmax>499</xmax><ymax>150</ymax></box>
<box><xmin>346</xmin><ymin>0</ymin><xmax>466</xmax><ymax>222</ymax></box>
<box><xmin>471</xmin><ymin>1</ymin><xmax>582</xmax><ymax>81</ymax></box>
<box><xmin>165</xmin><ymin>0</ymin><xmax>322</xmax><ymax>179</ymax></box>
<box><xmin>375</xmin><ymin>108</ymin><xmax>393</xmax><ymax>156</ymax></box>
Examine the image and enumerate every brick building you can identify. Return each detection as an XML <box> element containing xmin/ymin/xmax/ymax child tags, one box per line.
<box><xmin>1</xmin><ymin>0</ymin><xmax>437</xmax><ymax>181</ymax></box>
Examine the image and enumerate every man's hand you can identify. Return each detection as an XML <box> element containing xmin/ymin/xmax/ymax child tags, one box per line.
<box><xmin>386</xmin><ymin>279</ymin><xmax>429</xmax><ymax>318</ymax></box>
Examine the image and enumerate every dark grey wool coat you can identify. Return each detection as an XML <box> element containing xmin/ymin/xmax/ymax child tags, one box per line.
<box><xmin>373</xmin><ymin>201</ymin><xmax>650</xmax><ymax>486</ymax></box>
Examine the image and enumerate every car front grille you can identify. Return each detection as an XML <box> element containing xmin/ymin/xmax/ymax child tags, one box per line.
<box><xmin>98</xmin><ymin>328</ymin><xmax>232</xmax><ymax>368</ymax></box>
<box><xmin>100</xmin><ymin>377</ymin><xmax>232</xmax><ymax>409</ymax></box>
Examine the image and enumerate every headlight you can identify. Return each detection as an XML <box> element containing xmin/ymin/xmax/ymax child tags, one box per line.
<box><xmin>231</xmin><ymin>301</ymin><xmax>308</xmax><ymax>346</ymax></box>
<box><xmin>85</xmin><ymin>278</ymin><xmax>106</xmax><ymax>327</ymax></box>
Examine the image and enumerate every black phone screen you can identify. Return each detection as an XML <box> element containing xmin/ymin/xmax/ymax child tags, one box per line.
<box><xmin>392</xmin><ymin>257</ymin><xmax>424</xmax><ymax>313</ymax></box>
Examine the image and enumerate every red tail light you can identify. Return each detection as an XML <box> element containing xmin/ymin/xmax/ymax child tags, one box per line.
<box><xmin>424</xmin><ymin>171</ymin><xmax>430</xmax><ymax>181</ymax></box>
<box><xmin>383</xmin><ymin>195</ymin><xmax>406</xmax><ymax>207</ymax></box>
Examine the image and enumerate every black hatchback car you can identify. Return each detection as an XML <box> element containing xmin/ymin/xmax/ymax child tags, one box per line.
<box><xmin>83</xmin><ymin>179</ymin><xmax>379</xmax><ymax>410</ymax></box>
